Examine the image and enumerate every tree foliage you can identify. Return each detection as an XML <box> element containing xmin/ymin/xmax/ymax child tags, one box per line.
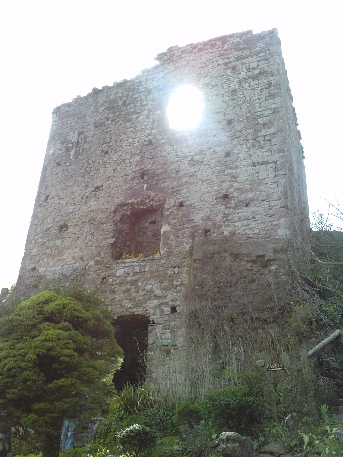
<box><xmin>0</xmin><ymin>290</ymin><xmax>123</xmax><ymax>457</ymax></box>
<box><xmin>311</xmin><ymin>209</ymin><xmax>343</xmax><ymax>299</ymax></box>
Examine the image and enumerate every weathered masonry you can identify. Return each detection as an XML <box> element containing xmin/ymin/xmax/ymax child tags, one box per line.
<box><xmin>16</xmin><ymin>29</ymin><xmax>309</xmax><ymax>390</ymax></box>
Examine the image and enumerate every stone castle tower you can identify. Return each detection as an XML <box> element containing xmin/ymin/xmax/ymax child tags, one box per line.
<box><xmin>15</xmin><ymin>29</ymin><xmax>309</xmax><ymax>391</ymax></box>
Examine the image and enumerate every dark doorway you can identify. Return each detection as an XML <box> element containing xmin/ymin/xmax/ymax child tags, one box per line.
<box><xmin>113</xmin><ymin>314</ymin><xmax>149</xmax><ymax>391</ymax></box>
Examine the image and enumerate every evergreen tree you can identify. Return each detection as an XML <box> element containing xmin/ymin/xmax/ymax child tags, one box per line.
<box><xmin>0</xmin><ymin>290</ymin><xmax>123</xmax><ymax>457</ymax></box>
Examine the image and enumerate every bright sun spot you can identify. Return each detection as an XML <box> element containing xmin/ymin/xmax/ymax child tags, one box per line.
<box><xmin>167</xmin><ymin>85</ymin><xmax>204</xmax><ymax>130</ymax></box>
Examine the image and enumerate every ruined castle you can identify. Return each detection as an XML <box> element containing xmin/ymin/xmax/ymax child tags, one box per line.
<box><xmin>15</xmin><ymin>29</ymin><xmax>309</xmax><ymax>392</ymax></box>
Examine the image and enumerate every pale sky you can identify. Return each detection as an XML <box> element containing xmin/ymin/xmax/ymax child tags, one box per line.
<box><xmin>0</xmin><ymin>0</ymin><xmax>342</xmax><ymax>289</ymax></box>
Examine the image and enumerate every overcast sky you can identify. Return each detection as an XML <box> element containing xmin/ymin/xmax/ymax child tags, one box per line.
<box><xmin>0</xmin><ymin>0</ymin><xmax>342</xmax><ymax>289</ymax></box>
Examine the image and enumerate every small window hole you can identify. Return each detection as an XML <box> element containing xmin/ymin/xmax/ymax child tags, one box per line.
<box><xmin>204</xmin><ymin>228</ymin><xmax>211</xmax><ymax>237</ymax></box>
<box><xmin>222</xmin><ymin>194</ymin><xmax>229</xmax><ymax>200</ymax></box>
<box><xmin>178</xmin><ymin>201</ymin><xmax>184</xmax><ymax>208</ymax></box>
<box><xmin>58</xmin><ymin>223</ymin><xmax>69</xmax><ymax>233</ymax></box>
<box><xmin>170</xmin><ymin>306</ymin><xmax>177</xmax><ymax>314</ymax></box>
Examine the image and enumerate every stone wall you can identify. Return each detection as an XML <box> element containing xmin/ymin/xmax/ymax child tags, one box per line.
<box><xmin>14</xmin><ymin>29</ymin><xmax>309</xmax><ymax>390</ymax></box>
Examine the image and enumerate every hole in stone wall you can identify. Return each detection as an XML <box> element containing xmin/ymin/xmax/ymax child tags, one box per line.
<box><xmin>204</xmin><ymin>228</ymin><xmax>211</xmax><ymax>237</ymax></box>
<box><xmin>133</xmin><ymin>208</ymin><xmax>163</xmax><ymax>257</ymax></box>
<box><xmin>44</xmin><ymin>194</ymin><xmax>49</xmax><ymax>202</ymax></box>
<box><xmin>224</xmin><ymin>151</ymin><xmax>231</xmax><ymax>158</ymax></box>
<box><xmin>112</xmin><ymin>204</ymin><xmax>164</xmax><ymax>260</ymax></box>
<box><xmin>112</xmin><ymin>314</ymin><xmax>149</xmax><ymax>391</ymax></box>
<box><xmin>179</xmin><ymin>201</ymin><xmax>184</xmax><ymax>208</ymax></box>
<box><xmin>170</xmin><ymin>306</ymin><xmax>177</xmax><ymax>314</ymax></box>
<box><xmin>71</xmin><ymin>131</ymin><xmax>85</xmax><ymax>159</ymax></box>
<box><xmin>58</xmin><ymin>223</ymin><xmax>69</xmax><ymax>233</ymax></box>
<box><xmin>222</xmin><ymin>194</ymin><xmax>229</xmax><ymax>200</ymax></box>
<box><xmin>77</xmin><ymin>131</ymin><xmax>84</xmax><ymax>144</ymax></box>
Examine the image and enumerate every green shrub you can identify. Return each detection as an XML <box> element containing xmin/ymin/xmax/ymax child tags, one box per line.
<box><xmin>61</xmin><ymin>445</ymin><xmax>137</xmax><ymax>457</ymax></box>
<box><xmin>139</xmin><ymin>404</ymin><xmax>178</xmax><ymax>437</ymax></box>
<box><xmin>95</xmin><ymin>386</ymin><xmax>157</xmax><ymax>448</ymax></box>
<box><xmin>151</xmin><ymin>436</ymin><xmax>183</xmax><ymax>457</ymax></box>
<box><xmin>95</xmin><ymin>400</ymin><xmax>176</xmax><ymax>452</ymax></box>
<box><xmin>255</xmin><ymin>411</ymin><xmax>343</xmax><ymax>456</ymax></box>
<box><xmin>117</xmin><ymin>423</ymin><xmax>156</xmax><ymax>455</ymax></box>
<box><xmin>94</xmin><ymin>410</ymin><xmax>122</xmax><ymax>448</ymax></box>
<box><xmin>175</xmin><ymin>400</ymin><xmax>203</xmax><ymax>426</ymax></box>
<box><xmin>254</xmin><ymin>419</ymin><xmax>302</xmax><ymax>453</ymax></box>
<box><xmin>180</xmin><ymin>420</ymin><xmax>217</xmax><ymax>457</ymax></box>
<box><xmin>119</xmin><ymin>385</ymin><xmax>155</xmax><ymax>416</ymax></box>
<box><xmin>297</xmin><ymin>408</ymin><xmax>343</xmax><ymax>457</ymax></box>
<box><xmin>201</xmin><ymin>386</ymin><xmax>265</xmax><ymax>434</ymax></box>
<box><xmin>13</xmin><ymin>454</ymin><xmax>43</xmax><ymax>457</ymax></box>
<box><xmin>300</xmin><ymin>423</ymin><xmax>343</xmax><ymax>457</ymax></box>
<box><xmin>60</xmin><ymin>444</ymin><xmax>103</xmax><ymax>457</ymax></box>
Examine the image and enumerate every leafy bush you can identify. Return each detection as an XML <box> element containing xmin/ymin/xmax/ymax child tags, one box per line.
<box><xmin>298</xmin><ymin>406</ymin><xmax>343</xmax><ymax>457</ymax></box>
<box><xmin>316</xmin><ymin>298</ymin><xmax>343</xmax><ymax>330</ymax></box>
<box><xmin>254</xmin><ymin>419</ymin><xmax>302</xmax><ymax>453</ymax></box>
<box><xmin>175</xmin><ymin>400</ymin><xmax>203</xmax><ymax>426</ymax></box>
<box><xmin>116</xmin><ymin>423</ymin><xmax>156</xmax><ymax>455</ymax></box>
<box><xmin>61</xmin><ymin>445</ymin><xmax>137</xmax><ymax>457</ymax></box>
<box><xmin>60</xmin><ymin>445</ymin><xmax>105</xmax><ymax>457</ymax></box>
<box><xmin>255</xmin><ymin>409</ymin><xmax>343</xmax><ymax>456</ymax></box>
<box><xmin>151</xmin><ymin>436</ymin><xmax>183</xmax><ymax>457</ymax></box>
<box><xmin>201</xmin><ymin>386</ymin><xmax>265</xmax><ymax>434</ymax></box>
<box><xmin>0</xmin><ymin>290</ymin><xmax>123</xmax><ymax>457</ymax></box>
<box><xmin>13</xmin><ymin>454</ymin><xmax>43</xmax><ymax>457</ymax></box>
<box><xmin>300</xmin><ymin>424</ymin><xmax>343</xmax><ymax>457</ymax></box>
<box><xmin>179</xmin><ymin>420</ymin><xmax>217</xmax><ymax>457</ymax></box>
<box><xmin>94</xmin><ymin>410</ymin><xmax>122</xmax><ymax>449</ymax></box>
<box><xmin>95</xmin><ymin>385</ymin><xmax>158</xmax><ymax>448</ymax></box>
<box><xmin>119</xmin><ymin>385</ymin><xmax>155</xmax><ymax>416</ymax></box>
<box><xmin>139</xmin><ymin>404</ymin><xmax>177</xmax><ymax>437</ymax></box>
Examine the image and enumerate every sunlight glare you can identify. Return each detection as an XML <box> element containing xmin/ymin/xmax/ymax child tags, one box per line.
<box><xmin>167</xmin><ymin>85</ymin><xmax>204</xmax><ymax>130</ymax></box>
